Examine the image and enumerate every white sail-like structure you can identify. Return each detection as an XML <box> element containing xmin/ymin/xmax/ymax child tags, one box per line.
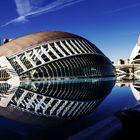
<box><xmin>130</xmin><ymin>36</ymin><xmax>140</xmax><ymax>64</ymax></box>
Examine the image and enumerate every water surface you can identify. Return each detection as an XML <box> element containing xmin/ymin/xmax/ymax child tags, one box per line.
<box><xmin>0</xmin><ymin>78</ymin><xmax>139</xmax><ymax>139</ymax></box>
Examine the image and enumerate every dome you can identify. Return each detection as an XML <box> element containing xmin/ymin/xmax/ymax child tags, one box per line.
<box><xmin>0</xmin><ymin>31</ymin><xmax>103</xmax><ymax>57</ymax></box>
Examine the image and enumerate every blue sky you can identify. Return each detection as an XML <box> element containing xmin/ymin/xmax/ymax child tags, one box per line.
<box><xmin>0</xmin><ymin>0</ymin><xmax>140</xmax><ymax>61</ymax></box>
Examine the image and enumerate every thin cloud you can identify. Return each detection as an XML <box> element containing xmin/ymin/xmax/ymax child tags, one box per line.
<box><xmin>105</xmin><ymin>2</ymin><xmax>140</xmax><ymax>14</ymax></box>
<box><xmin>1</xmin><ymin>0</ymin><xmax>84</xmax><ymax>27</ymax></box>
<box><xmin>15</xmin><ymin>0</ymin><xmax>32</xmax><ymax>16</ymax></box>
<box><xmin>26</xmin><ymin>0</ymin><xmax>84</xmax><ymax>16</ymax></box>
<box><xmin>0</xmin><ymin>16</ymin><xmax>27</xmax><ymax>27</ymax></box>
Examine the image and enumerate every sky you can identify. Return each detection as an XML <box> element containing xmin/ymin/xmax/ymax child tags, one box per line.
<box><xmin>0</xmin><ymin>0</ymin><xmax>140</xmax><ymax>61</ymax></box>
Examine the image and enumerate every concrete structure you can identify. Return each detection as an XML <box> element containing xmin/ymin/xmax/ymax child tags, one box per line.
<box><xmin>0</xmin><ymin>56</ymin><xmax>20</xmax><ymax>86</ymax></box>
<box><xmin>125</xmin><ymin>59</ymin><xmax>130</xmax><ymax>65</ymax></box>
<box><xmin>114</xmin><ymin>36</ymin><xmax>140</xmax><ymax>79</ymax></box>
<box><xmin>0</xmin><ymin>31</ymin><xmax>115</xmax><ymax>81</ymax></box>
<box><xmin>114</xmin><ymin>59</ymin><xmax>131</xmax><ymax>78</ymax></box>
<box><xmin>114</xmin><ymin>59</ymin><xmax>125</xmax><ymax>65</ymax></box>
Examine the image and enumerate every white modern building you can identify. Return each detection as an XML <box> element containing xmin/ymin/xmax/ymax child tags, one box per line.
<box><xmin>0</xmin><ymin>31</ymin><xmax>115</xmax><ymax>81</ymax></box>
<box><xmin>130</xmin><ymin>36</ymin><xmax>140</xmax><ymax>64</ymax></box>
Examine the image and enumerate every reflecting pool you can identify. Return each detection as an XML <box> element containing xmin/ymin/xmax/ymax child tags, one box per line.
<box><xmin>0</xmin><ymin>78</ymin><xmax>139</xmax><ymax>139</ymax></box>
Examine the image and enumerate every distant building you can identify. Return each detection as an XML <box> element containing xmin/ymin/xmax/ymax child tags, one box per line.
<box><xmin>125</xmin><ymin>59</ymin><xmax>130</xmax><ymax>65</ymax></box>
<box><xmin>114</xmin><ymin>59</ymin><xmax>125</xmax><ymax>65</ymax></box>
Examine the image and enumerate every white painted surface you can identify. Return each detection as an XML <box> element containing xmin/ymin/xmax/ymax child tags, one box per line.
<box><xmin>0</xmin><ymin>56</ymin><xmax>20</xmax><ymax>86</ymax></box>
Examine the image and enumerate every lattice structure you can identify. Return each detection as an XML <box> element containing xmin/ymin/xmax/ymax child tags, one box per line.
<box><xmin>8</xmin><ymin>78</ymin><xmax>115</xmax><ymax>118</ymax></box>
<box><xmin>0</xmin><ymin>32</ymin><xmax>114</xmax><ymax>80</ymax></box>
<box><xmin>10</xmin><ymin>87</ymin><xmax>100</xmax><ymax>118</ymax></box>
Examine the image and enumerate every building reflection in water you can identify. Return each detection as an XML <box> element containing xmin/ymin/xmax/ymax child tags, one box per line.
<box><xmin>130</xmin><ymin>82</ymin><xmax>140</xmax><ymax>101</ymax></box>
<box><xmin>0</xmin><ymin>78</ymin><xmax>115</xmax><ymax>139</ymax></box>
<box><xmin>116</xmin><ymin>80</ymin><xmax>140</xmax><ymax>101</ymax></box>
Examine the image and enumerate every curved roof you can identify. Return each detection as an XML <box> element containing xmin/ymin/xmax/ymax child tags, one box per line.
<box><xmin>130</xmin><ymin>36</ymin><xmax>140</xmax><ymax>63</ymax></box>
<box><xmin>0</xmin><ymin>31</ymin><xmax>85</xmax><ymax>57</ymax></box>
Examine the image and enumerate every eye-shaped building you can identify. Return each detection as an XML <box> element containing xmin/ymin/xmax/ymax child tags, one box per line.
<box><xmin>0</xmin><ymin>31</ymin><xmax>115</xmax><ymax>80</ymax></box>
